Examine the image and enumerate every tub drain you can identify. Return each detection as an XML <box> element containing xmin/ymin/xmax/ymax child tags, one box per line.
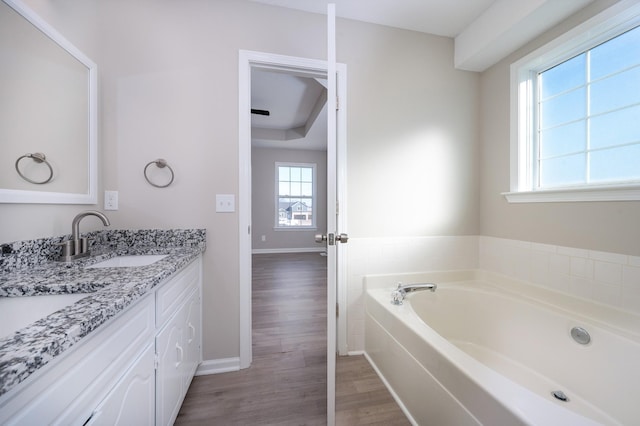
<box><xmin>571</xmin><ymin>326</ymin><xmax>591</xmax><ymax>345</ymax></box>
<box><xmin>552</xmin><ymin>390</ymin><xmax>569</xmax><ymax>402</ymax></box>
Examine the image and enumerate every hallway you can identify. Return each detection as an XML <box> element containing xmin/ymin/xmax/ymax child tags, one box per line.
<box><xmin>175</xmin><ymin>253</ymin><xmax>408</xmax><ymax>425</ymax></box>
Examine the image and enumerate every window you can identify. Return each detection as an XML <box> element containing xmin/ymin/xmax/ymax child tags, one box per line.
<box><xmin>275</xmin><ymin>163</ymin><xmax>316</xmax><ymax>229</ymax></box>
<box><xmin>507</xmin><ymin>2</ymin><xmax>640</xmax><ymax>202</ymax></box>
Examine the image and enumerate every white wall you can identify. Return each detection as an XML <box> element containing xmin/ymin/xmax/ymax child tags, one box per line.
<box><xmin>251</xmin><ymin>147</ymin><xmax>327</xmax><ymax>252</ymax></box>
<box><xmin>342</xmin><ymin>20</ymin><xmax>480</xmax><ymax>238</ymax></box>
<box><xmin>7</xmin><ymin>0</ymin><xmax>630</xmax><ymax>362</ymax></box>
<box><xmin>1</xmin><ymin>0</ymin><xmax>480</xmax><ymax>362</ymax></box>
<box><xmin>1</xmin><ymin>0</ymin><xmax>329</xmax><ymax>363</ymax></box>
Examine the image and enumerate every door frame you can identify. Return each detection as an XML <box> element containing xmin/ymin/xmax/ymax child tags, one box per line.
<box><xmin>238</xmin><ymin>50</ymin><xmax>348</xmax><ymax>370</ymax></box>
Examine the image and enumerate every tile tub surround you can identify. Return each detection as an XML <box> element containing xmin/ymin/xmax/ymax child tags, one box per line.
<box><xmin>0</xmin><ymin>229</ymin><xmax>205</xmax><ymax>397</ymax></box>
<box><xmin>479</xmin><ymin>236</ymin><xmax>640</xmax><ymax>315</ymax></box>
<box><xmin>346</xmin><ymin>235</ymin><xmax>640</xmax><ymax>353</ymax></box>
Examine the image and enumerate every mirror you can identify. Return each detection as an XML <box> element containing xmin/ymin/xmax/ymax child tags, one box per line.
<box><xmin>0</xmin><ymin>0</ymin><xmax>97</xmax><ymax>204</ymax></box>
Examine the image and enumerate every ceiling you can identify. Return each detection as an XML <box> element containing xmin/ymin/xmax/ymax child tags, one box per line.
<box><xmin>249</xmin><ymin>0</ymin><xmax>595</xmax><ymax>151</ymax></box>
<box><xmin>251</xmin><ymin>70</ymin><xmax>328</xmax><ymax>151</ymax></box>
<box><xmin>249</xmin><ymin>0</ymin><xmax>497</xmax><ymax>38</ymax></box>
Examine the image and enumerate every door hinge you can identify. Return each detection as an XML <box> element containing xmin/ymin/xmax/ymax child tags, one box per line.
<box><xmin>336</xmin><ymin>96</ymin><xmax>340</xmax><ymax>111</ymax></box>
<box><xmin>336</xmin><ymin>303</ymin><xmax>339</xmax><ymax>317</ymax></box>
<box><xmin>154</xmin><ymin>353</ymin><xmax>159</xmax><ymax>370</ymax></box>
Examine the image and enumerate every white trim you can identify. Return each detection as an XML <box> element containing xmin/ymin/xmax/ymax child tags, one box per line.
<box><xmin>508</xmin><ymin>0</ymin><xmax>640</xmax><ymax>203</ymax></box>
<box><xmin>195</xmin><ymin>358</ymin><xmax>240</xmax><ymax>375</ymax></box>
<box><xmin>503</xmin><ymin>184</ymin><xmax>640</xmax><ymax>203</ymax></box>
<box><xmin>238</xmin><ymin>50</ymin><xmax>253</xmax><ymax>370</ymax></box>
<box><xmin>273</xmin><ymin>227</ymin><xmax>318</xmax><ymax>231</ymax></box>
<box><xmin>252</xmin><ymin>247</ymin><xmax>326</xmax><ymax>254</ymax></box>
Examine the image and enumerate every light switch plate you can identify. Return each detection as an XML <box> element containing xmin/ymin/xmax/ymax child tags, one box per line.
<box><xmin>216</xmin><ymin>194</ymin><xmax>235</xmax><ymax>212</ymax></box>
<box><xmin>104</xmin><ymin>190</ymin><xmax>118</xmax><ymax>210</ymax></box>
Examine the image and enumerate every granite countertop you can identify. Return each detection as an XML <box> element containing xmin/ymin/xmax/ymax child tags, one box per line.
<box><xmin>0</xmin><ymin>243</ymin><xmax>204</xmax><ymax>398</ymax></box>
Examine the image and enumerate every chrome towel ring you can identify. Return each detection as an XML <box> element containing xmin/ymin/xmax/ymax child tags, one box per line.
<box><xmin>144</xmin><ymin>158</ymin><xmax>174</xmax><ymax>188</ymax></box>
<box><xmin>15</xmin><ymin>152</ymin><xmax>54</xmax><ymax>184</ymax></box>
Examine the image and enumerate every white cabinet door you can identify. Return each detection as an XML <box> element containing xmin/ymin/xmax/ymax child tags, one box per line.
<box><xmin>87</xmin><ymin>344</ymin><xmax>155</xmax><ymax>426</ymax></box>
<box><xmin>183</xmin><ymin>289</ymin><xmax>201</xmax><ymax>386</ymax></box>
<box><xmin>156</xmin><ymin>309</ymin><xmax>185</xmax><ymax>426</ymax></box>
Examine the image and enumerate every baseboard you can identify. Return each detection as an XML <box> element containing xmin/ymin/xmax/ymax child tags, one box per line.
<box><xmin>346</xmin><ymin>350</ymin><xmax>365</xmax><ymax>356</ymax></box>
<box><xmin>252</xmin><ymin>247</ymin><xmax>326</xmax><ymax>254</ymax></box>
<box><xmin>195</xmin><ymin>357</ymin><xmax>240</xmax><ymax>375</ymax></box>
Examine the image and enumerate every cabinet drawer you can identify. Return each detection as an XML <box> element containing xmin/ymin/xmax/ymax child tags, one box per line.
<box><xmin>0</xmin><ymin>295</ymin><xmax>155</xmax><ymax>425</ymax></box>
<box><xmin>156</xmin><ymin>258</ymin><xmax>201</xmax><ymax>327</ymax></box>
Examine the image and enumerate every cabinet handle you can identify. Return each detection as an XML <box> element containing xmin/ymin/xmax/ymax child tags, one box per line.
<box><xmin>188</xmin><ymin>323</ymin><xmax>195</xmax><ymax>343</ymax></box>
<box><xmin>175</xmin><ymin>343</ymin><xmax>183</xmax><ymax>367</ymax></box>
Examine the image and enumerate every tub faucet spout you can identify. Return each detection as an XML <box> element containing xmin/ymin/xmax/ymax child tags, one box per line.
<box><xmin>391</xmin><ymin>282</ymin><xmax>437</xmax><ymax>305</ymax></box>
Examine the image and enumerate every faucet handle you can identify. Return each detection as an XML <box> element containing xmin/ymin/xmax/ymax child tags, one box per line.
<box><xmin>391</xmin><ymin>284</ymin><xmax>406</xmax><ymax>305</ymax></box>
<box><xmin>59</xmin><ymin>240</ymin><xmax>74</xmax><ymax>257</ymax></box>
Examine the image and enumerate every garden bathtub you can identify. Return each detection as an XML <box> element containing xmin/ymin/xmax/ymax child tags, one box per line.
<box><xmin>364</xmin><ymin>274</ymin><xmax>640</xmax><ymax>425</ymax></box>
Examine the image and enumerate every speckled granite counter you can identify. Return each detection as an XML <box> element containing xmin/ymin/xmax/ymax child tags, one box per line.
<box><xmin>0</xmin><ymin>229</ymin><xmax>205</xmax><ymax>398</ymax></box>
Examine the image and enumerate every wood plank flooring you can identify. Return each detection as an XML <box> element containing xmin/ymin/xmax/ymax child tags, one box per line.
<box><xmin>175</xmin><ymin>253</ymin><xmax>409</xmax><ymax>425</ymax></box>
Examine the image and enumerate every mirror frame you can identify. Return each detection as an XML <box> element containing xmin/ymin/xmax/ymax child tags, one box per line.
<box><xmin>0</xmin><ymin>0</ymin><xmax>97</xmax><ymax>204</ymax></box>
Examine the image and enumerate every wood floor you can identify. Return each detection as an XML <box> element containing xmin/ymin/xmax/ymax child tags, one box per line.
<box><xmin>175</xmin><ymin>253</ymin><xmax>409</xmax><ymax>425</ymax></box>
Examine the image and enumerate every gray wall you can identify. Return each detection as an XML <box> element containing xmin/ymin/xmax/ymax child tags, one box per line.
<box><xmin>479</xmin><ymin>0</ymin><xmax>640</xmax><ymax>256</ymax></box>
<box><xmin>251</xmin><ymin>147</ymin><xmax>327</xmax><ymax>251</ymax></box>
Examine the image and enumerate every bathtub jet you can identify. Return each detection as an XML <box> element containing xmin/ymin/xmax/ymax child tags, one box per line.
<box><xmin>391</xmin><ymin>282</ymin><xmax>437</xmax><ymax>305</ymax></box>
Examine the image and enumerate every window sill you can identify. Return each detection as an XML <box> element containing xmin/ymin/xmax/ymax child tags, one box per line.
<box><xmin>273</xmin><ymin>227</ymin><xmax>318</xmax><ymax>231</ymax></box>
<box><xmin>502</xmin><ymin>184</ymin><xmax>640</xmax><ymax>203</ymax></box>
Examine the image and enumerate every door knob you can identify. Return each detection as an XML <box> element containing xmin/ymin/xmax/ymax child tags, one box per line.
<box><xmin>315</xmin><ymin>233</ymin><xmax>348</xmax><ymax>245</ymax></box>
<box><xmin>335</xmin><ymin>233</ymin><xmax>348</xmax><ymax>243</ymax></box>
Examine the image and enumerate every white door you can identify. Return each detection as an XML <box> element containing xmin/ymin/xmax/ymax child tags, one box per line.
<box><xmin>238</xmin><ymin>12</ymin><xmax>347</xmax><ymax>419</ymax></box>
<box><xmin>326</xmin><ymin>5</ymin><xmax>338</xmax><ymax>425</ymax></box>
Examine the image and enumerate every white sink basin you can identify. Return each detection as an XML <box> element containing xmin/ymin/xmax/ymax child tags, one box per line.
<box><xmin>0</xmin><ymin>293</ymin><xmax>87</xmax><ymax>339</ymax></box>
<box><xmin>87</xmin><ymin>254</ymin><xmax>168</xmax><ymax>268</ymax></box>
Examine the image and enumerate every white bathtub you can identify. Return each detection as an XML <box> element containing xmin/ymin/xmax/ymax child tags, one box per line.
<box><xmin>364</xmin><ymin>271</ymin><xmax>640</xmax><ymax>425</ymax></box>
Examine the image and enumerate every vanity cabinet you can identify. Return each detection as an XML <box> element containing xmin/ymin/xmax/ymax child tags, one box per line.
<box><xmin>0</xmin><ymin>256</ymin><xmax>202</xmax><ymax>426</ymax></box>
<box><xmin>155</xmin><ymin>260</ymin><xmax>201</xmax><ymax>425</ymax></box>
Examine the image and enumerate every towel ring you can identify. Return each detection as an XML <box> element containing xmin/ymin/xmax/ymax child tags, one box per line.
<box><xmin>144</xmin><ymin>158</ymin><xmax>174</xmax><ymax>188</ymax></box>
<box><xmin>15</xmin><ymin>152</ymin><xmax>54</xmax><ymax>184</ymax></box>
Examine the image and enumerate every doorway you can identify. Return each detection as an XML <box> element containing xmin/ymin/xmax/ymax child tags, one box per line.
<box><xmin>238</xmin><ymin>50</ymin><xmax>347</xmax><ymax>423</ymax></box>
<box><xmin>238</xmin><ymin>50</ymin><xmax>347</xmax><ymax>368</ymax></box>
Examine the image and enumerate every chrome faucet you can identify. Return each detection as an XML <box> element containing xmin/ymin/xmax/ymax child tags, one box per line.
<box><xmin>57</xmin><ymin>210</ymin><xmax>110</xmax><ymax>262</ymax></box>
<box><xmin>391</xmin><ymin>282</ymin><xmax>437</xmax><ymax>305</ymax></box>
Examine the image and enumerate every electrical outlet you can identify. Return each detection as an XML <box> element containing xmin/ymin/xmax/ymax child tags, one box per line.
<box><xmin>104</xmin><ymin>190</ymin><xmax>118</xmax><ymax>210</ymax></box>
<box><xmin>216</xmin><ymin>194</ymin><xmax>235</xmax><ymax>212</ymax></box>
<box><xmin>261</xmin><ymin>235</ymin><xmax>266</xmax><ymax>242</ymax></box>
